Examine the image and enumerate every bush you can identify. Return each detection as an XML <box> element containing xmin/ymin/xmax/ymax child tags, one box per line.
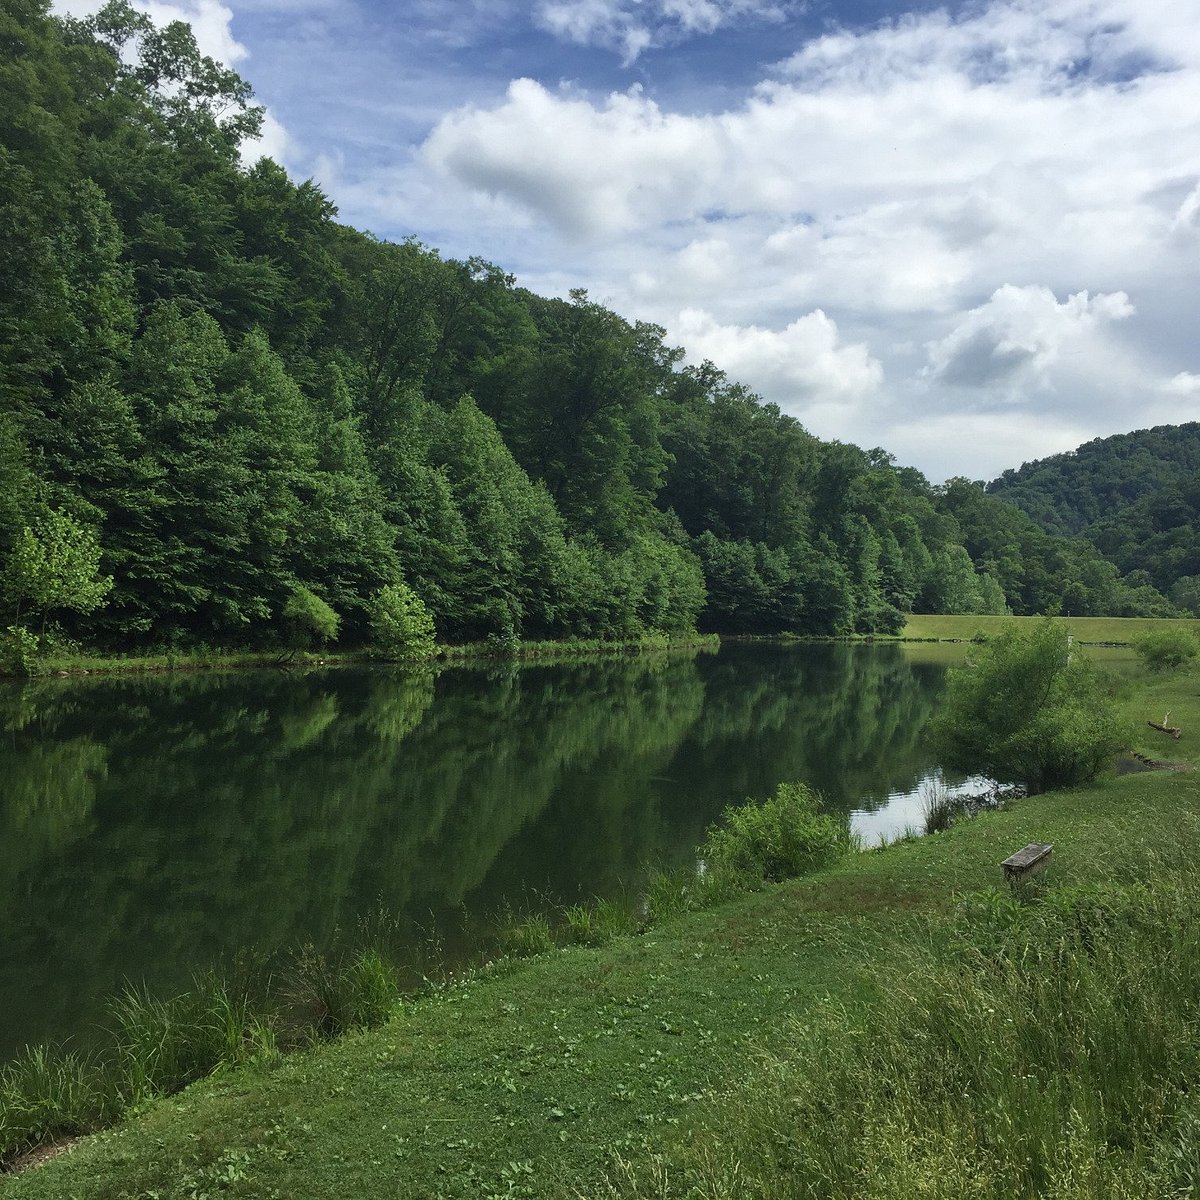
<box><xmin>282</xmin><ymin>584</ymin><xmax>340</xmax><ymax>648</ymax></box>
<box><xmin>367</xmin><ymin>583</ymin><xmax>437</xmax><ymax>660</ymax></box>
<box><xmin>932</xmin><ymin>618</ymin><xmax>1124</xmax><ymax>794</ymax></box>
<box><xmin>700</xmin><ymin>782</ymin><xmax>853</xmax><ymax>884</ymax></box>
<box><xmin>1134</xmin><ymin>629</ymin><xmax>1199</xmax><ymax>673</ymax></box>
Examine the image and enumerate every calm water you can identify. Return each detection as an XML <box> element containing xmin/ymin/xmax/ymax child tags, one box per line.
<box><xmin>0</xmin><ymin>641</ymin><xmax>969</xmax><ymax>1060</ymax></box>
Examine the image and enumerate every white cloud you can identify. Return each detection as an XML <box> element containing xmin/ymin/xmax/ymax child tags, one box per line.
<box><xmin>534</xmin><ymin>0</ymin><xmax>788</xmax><ymax>63</ymax></box>
<box><xmin>1162</xmin><ymin>372</ymin><xmax>1200</xmax><ymax>396</ymax></box>
<box><xmin>881</xmin><ymin>412</ymin><xmax>1091</xmax><ymax>484</ymax></box>
<box><xmin>923</xmin><ymin>285</ymin><xmax>1135</xmax><ymax>389</ymax></box>
<box><xmin>424</xmin><ymin>80</ymin><xmax>724</xmax><ymax>238</ymax></box>
<box><xmin>672</xmin><ymin>307</ymin><xmax>883</xmax><ymax>408</ymax></box>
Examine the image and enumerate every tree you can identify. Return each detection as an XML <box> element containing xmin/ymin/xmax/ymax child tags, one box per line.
<box><xmin>368</xmin><ymin>583</ymin><xmax>436</xmax><ymax>660</ymax></box>
<box><xmin>931</xmin><ymin>619</ymin><xmax>1124</xmax><ymax>794</ymax></box>
<box><xmin>4</xmin><ymin>507</ymin><xmax>113</xmax><ymax>639</ymax></box>
<box><xmin>282</xmin><ymin>584</ymin><xmax>339</xmax><ymax>649</ymax></box>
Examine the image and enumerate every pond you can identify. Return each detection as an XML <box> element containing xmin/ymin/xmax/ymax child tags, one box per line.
<box><xmin>0</xmin><ymin>640</ymin><xmax>972</xmax><ymax>1062</ymax></box>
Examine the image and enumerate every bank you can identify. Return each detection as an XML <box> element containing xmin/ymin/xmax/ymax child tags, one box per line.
<box><xmin>4</xmin><ymin>714</ymin><xmax>1198</xmax><ymax>1196</ymax></box>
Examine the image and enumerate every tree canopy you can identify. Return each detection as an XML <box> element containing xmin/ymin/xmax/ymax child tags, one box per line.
<box><xmin>0</xmin><ymin>1</ymin><xmax>1182</xmax><ymax>661</ymax></box>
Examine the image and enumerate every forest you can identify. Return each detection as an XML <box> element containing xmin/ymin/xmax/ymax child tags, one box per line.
<box><xmin>0</xmin><ymin>0</ymin><xmax>1184</xmax><ymax>665</ymax></box>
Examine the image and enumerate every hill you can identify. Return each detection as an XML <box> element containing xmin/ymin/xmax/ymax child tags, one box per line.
<box><xmin>988</xmin><ymin>424</ymin><xmax>1200</xmax><ymax>612</ymax></box>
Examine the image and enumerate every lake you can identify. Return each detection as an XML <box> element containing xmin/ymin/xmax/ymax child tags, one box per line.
<box><xmin>0</xmin><ymin>640</ymin><xmax>972</xmax><ymax>1062</ymax></box>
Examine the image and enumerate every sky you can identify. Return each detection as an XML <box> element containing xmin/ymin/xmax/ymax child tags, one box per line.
<box><xmin>54</xmin><ymin>0</ymin><xmax>1200</xmax><ymax>482</ymax></box>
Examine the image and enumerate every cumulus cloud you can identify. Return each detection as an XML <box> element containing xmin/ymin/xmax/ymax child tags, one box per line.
<box><xmin>424</xmin><ymin>80</ymin><xmax>725</xmax><ymax>238</ymax></box>
<box><xmin>1162</xmin><ymin>372</ymin><xmax>1200</xmax><ymax>396</ymax></box>
<box><xmin>923</xmin><ymin>285</ymin><xmax>1135</xmax><ymax>389</ymax></box>
<box><xmin>673</xmin><ymin>308</ymin><xmax>883</xmax><ymax>408</ymax></box>
<box><xmin>535</xmin><ymin>0</ymin><xmax>789</xmax><ymax>63</ymax></box>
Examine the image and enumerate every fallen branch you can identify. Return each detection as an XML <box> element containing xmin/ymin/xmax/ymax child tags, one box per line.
<box><xmin>1148</xmin><ymin>711</ymin><xmax>1182</xmax><ymax>740</ymax></box>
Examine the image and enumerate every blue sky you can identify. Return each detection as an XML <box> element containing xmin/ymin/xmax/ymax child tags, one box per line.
<box><xmin>57</xmin><ymin>0</ymin><xmax>1200</xmax><ymax>481</ymax></box>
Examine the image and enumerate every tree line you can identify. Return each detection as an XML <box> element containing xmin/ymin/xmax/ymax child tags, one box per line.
<box><xmin>0</xmin><ymin>1</ymin><xmax>1179</xmax><ymax>661</ymax></box>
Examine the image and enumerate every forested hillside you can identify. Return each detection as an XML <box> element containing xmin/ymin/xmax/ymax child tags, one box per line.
<box><xmin>0</xmin><ymin>1</ymin><xmax>1177</xmax><ymax>663</ymax></box>
<box><xmin>987</xmin><ymin>424</ymin><xmax>1200</xmax><ymax>615</ymax></box>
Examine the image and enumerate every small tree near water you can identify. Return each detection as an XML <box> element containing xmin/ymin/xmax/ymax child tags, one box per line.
<box><xmin>2</xmin><ymin>510</ymin><xmax>113</xmax><ymax>671</ymax></box>
<box><xmin>932</xmin><ymin>618</ymin><xmax>1124</xmax><ymax>794</ymax></box>
<box><xmin>282</xmin><ymin>584</ymin><xmax>340</xmax><ymax>649</ymax></box>
<box><xmin>367</xmin><ymin>583</ymin><xmax>436</xmax><ymax>660</ymax></box>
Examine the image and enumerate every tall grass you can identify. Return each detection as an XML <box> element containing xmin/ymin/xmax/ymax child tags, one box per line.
<box><xmin>604</xmin><ymin>863</ymin><xmax>1200</xmax><ymax>1199</ymax></box>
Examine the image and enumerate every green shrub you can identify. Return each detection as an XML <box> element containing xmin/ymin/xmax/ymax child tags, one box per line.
<box><xmin>282</xmin><ymin>584</ymin><xmax>340</xmax><ymax>648</ymax></box>
<box><xmin>367</xmin><ymin>583</ymin><xmax>437</xmax><ymax>661</ymax></box>
<box><xmin>700</xmin><ymin>782</ymin><xmax>852</xmax><ymax>885</ymax></box>
<box><xmin>931</xmin><ymin>618</ymin><xmax>1124</xmax><ymax>794</ymax></box>
<box><xmin>1134</xmin><ymin>629</ymin><xmax>1199</xmax><ymax>673</ymax></box>
<box><xmin>0</xmin><ymin>624</ymin><xmax>38</xmax><ymax>675</ymax></box>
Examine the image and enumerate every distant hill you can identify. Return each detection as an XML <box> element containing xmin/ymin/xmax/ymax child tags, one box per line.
<box><xmin>988</xmin><ymin>424</ymin><xmax>1200</xmax><ymax>611</ymax></box>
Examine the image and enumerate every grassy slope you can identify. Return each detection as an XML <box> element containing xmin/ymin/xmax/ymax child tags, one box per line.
<box><xmin>902</xmin><ymin>613</ymin><xmax>1200</xmax><ymax>644</ymax></box>
<box><xmin>5</xmin><ymin>667</ymin><xmax>1198</xmax><ymax>1200</ymax></box>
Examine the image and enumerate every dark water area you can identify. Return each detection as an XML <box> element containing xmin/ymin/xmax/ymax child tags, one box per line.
<box><xmin>0</xmin><ymin>641</ymin><xmax>967</xmax><ymax>1062</ymax></box>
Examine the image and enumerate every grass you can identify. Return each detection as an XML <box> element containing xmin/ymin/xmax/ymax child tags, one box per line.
<box><xmin>4</xmin><ymin>665</ymin><xmax>1199</xmax><ymax>1197</ymax></box>
<box><xmin>901</xmin><ymin>612</ymin><xmax>1200</xmax><ymax>645</ymax></box>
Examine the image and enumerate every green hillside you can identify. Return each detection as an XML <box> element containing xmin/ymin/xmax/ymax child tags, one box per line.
<box><xmin>989</xmin><ymin>424</ymin><xmax>1200</xmax><ymax>611</ymax></box>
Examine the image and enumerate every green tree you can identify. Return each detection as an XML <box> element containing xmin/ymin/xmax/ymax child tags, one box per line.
<box><xmin>368</xmin><ymin>583</ymin><xmax>436</xmax><ymax>660</ymax></box>
<box><xmin>282</xmin><ymin>585</ymin><xmax>339</xmax><ymax>649</ymax></box>
<box><xmin>4</xmin><ymin>508</ymin><xmax>113</xmax><ymax>640</ymax></box>
<box><xmin>932</xmin><ymin>619</ymin><xmax>1124</xmax><ymax>793</ymax></box>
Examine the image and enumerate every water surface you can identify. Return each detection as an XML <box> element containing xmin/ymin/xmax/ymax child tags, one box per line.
<box><xmin>0</xmin><ymin>641</ymin><xmax>968</xmax><ymax>1060</ymax></box>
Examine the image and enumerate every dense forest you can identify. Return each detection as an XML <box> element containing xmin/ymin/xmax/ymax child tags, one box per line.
<box><xmin>989</xmin><ymin>424</ymin><xmax>1200</xmax><ymax>615</ymax></box>
<box><xmin>0</xmin><ymin>0</ymin><xmax>1181</xmax><ymax>663</ymax></box>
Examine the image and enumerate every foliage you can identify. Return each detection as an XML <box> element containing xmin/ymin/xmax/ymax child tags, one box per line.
<box><xmin>989</xmin><ymin>422</ymin><xmax>1200</xmax><ymax>602</ymax></box>
<box><xmin>1134</xmin><ymin>629</ymin><xmax>1199</xmax><ymax>673</ymax></box>
<box><xmin>932</xmin><ymin>618</ymin><xmax>1125</xmax><ymax>793</ymax></box>
<box><xmin>367</xmin><ymin>583</ymin><xmax>436</xmax><ymax>660</ymax></box>
<box><xmin>3</xmin><ymin>511</ymin><xmax>113</xmax><ymax>647</ymax></box>
<box><xmin>282</xmin><ymin>584</ymin><xmax>339</xmax><ymax>648</ymax></box>
<box><xmin>700</xmin><ymin>781</ymin><xmax>853</xmax><ymax>884</ymax></box>
<box><xmin>0</xmin><ymin>0</ymin><xmax>1182</xmax><ymax>665</ymax></box>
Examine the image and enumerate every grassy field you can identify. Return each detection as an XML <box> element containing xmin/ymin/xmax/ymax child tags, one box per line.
<box><xmin>901</xmin><ymin>612</ymin><xmax>1200</xmax><ymax>644</ymax></box>
<box><xmin>4</xmin><ymin>665</ymin><xmax>1198</xmax><ymax>1199</ymax></box>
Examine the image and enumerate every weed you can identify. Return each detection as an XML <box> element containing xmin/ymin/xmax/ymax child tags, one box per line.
<box><xmin>284</xmin><ymin>945</ymin><xmax>400</xmax><ymax>1039</ymax></box>
<box><xmin>496</xmin><ymin>911</ymin><xmax>556</xmax><ymax>959</ymax></box>
<box><xmin>0</xmin><ymin>1045</ymin><xmax>107</xmax><ymax>1158</ymax></box>
<box><xmin>700</xmin><ymin>781</ymin><xmax>853</xmax><ymax>884</ymax></box>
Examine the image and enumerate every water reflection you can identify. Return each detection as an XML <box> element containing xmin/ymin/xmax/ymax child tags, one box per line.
<box><xmin>0</xmin><ymin>642</ymin><xmax>963</xmax><ymax>1059</ymax></box>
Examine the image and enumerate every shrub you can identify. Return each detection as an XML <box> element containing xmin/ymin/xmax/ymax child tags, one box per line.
<box><xmin>282</xmin><ymin>584</ymin><xmax>340</xmax><ymax>648</ymax></box>
<box><xmin>1134</xmin><ymin>629</ymin><xmax>1199</xmax><ymax>673</ymax></box>
<box><xmin>931</xmin><ymin>618</ymin><xmax>1124</xmax><ymax>794</ymax></box>
<box><xmin>367</xmin><ymin>582</ymin><xmax>437</xmax><ymax>660</ymax></box>
<box><xmin>700</xmin><ymin>782</ymin><xmax>852</xmax><ymax>885</ymax></box>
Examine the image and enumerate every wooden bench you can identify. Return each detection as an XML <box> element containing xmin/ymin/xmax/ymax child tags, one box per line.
<box><xmin>1001</xmin><ymin>842</ymin><xmax>1053</xmax><ymax>886</ymax></box>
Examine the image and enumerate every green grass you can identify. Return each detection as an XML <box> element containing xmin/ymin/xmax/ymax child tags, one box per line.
<box><xmin>901</xmin><ymin>612</ymin><xmax>1200</xmax><ymax>645</ymax></box>
<box><xmin>5</xmin><ymin>665</ymin><xmax>1199</xmax><ymax>1195</ymax></box>
<box><xmin>5</xmin><ymin>760</ymin><xmax>1199</xmax><ymax>1196</ymax></box>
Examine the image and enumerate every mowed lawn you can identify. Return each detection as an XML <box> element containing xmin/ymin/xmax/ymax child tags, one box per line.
<box><xmin>902</xmin><ymin>612</ymin><xmax>1200</xmax><ymax>644</ymax></box>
